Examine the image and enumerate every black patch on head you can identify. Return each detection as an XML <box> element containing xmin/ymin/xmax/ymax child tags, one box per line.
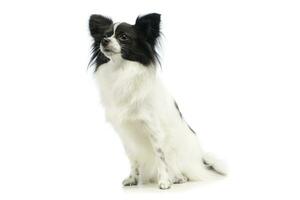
<box><xmin>174</xmin><ymin>101</ymin><xmax>196</xmax><ymax>134</ymax></box>
<box><xmin>114</xmin><ymin>23</ymin><xmax>156</xmax><ymax>65</ymax></box>
<box><xmin>89</xmin><ymin>14</ymin><xmax>113</xmax><ymax>71</ymax></box>
<box><xmin>135</xmin><ymin>13</ymin><xmax>161</xmax><ymax>47</ymax></box>
<box><xmin>88</xmin><ymin>13</ymin><xmax>161</xmax><ymax>71</ymax></box>
<box><xmin>114</xmin><ymin>13</ymin><xmax>161</xmax><ymax>66</ymax></box>
<box><xmin>132</xmin><ymin>13</ymin><xmax>161</xmax><ymax>65</ymax></box>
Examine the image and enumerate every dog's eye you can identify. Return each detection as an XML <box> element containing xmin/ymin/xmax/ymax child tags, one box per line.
<box><xmin>119</xmin><ymin>34</ymin><xmax>129</xmax><ymax>41</ymax></box>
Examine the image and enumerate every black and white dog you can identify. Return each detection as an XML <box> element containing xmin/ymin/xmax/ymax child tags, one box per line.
<box><xmin>89</xmin><ymin>13</ymin><xmax>226</xmax><ymax>189</ymax></box>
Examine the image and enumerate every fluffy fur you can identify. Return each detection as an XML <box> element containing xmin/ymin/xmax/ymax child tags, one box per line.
<box><xmin>88</xmin><ymin>13</ymin><xmax>226</xmax><ymax>189</ymax></box>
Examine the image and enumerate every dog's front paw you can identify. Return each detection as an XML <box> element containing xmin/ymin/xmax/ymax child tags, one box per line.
<box><xmin>158</xmin><ymin>180</ymin><xmax>172</xmax><ymax>190</ymax></box>
<box><xmin>122</xmin><ymin>176</ymin><xmax>138</xmax><ymax>186</ymax></box>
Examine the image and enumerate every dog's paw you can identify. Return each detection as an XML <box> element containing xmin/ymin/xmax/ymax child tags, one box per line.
<box><xmin>173</xmin><ymin>175</ymin><xmax>188</xmax><ymax>184</ymax></box>
<box><xmin>122</xmin><ymin>176</ymin><xmax>138</xmax><ymax>186</ymax></box>
<box><xmin>158</xmin><ymin>180</ymin><xmax>172</xmax><ymax>190</ymax></box>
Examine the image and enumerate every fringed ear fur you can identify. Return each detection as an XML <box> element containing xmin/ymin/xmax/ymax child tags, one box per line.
<box><xmin>135</xmin><ymin>13</ymin><xmax>161</xmax><ymax>46</ymax></box>
<box><xmin>89</xmin><ymin>14</ymin><xmax>113</xmax><ymax>38</ymax></box>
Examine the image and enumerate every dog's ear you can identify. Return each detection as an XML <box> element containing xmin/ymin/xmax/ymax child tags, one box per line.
<box><xmin>135</xmin><ymin>13</ymin><xmax>161</xmax><ymax>46</ymax></box>
<box><xmin>89</xmin><ymin>14</ymin><xmax>113</xmax><ymax>38</ymax></box>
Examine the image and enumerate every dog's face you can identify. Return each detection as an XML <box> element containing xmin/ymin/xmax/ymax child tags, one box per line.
<box><xmin>89</xmin><ymin>13</ymin><xmax>161</xmax><ymax>71</ymax></box>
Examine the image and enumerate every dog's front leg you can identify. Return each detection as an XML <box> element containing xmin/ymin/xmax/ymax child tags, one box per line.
<box><xmin>122</xmin><ymin>159</ymin><xmax>139</xmax><ymax>186</ymax></box>
<box><xmin>112</xmin><ymin>124</ymin><xmax>140</xmax><ymax>187</ymax></box>
<box><xmin>143</xmin><ymin>120</ymin><xmax>172</xmax><ymax>190</ymax></box>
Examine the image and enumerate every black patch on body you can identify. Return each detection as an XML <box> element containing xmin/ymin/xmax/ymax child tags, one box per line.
<box><xmin>174</xmin><ymin>101</ymin><xmax>183</xmax><ymax>119</ymax></box>
<box><xmin>174</xmin><ymin>101</ymin><xmax>196</xmax><ymax>134</ymax></box>
<box><xmin>186</xmin><ymin>124</ymin><xmax>196</xmax><ymax>134</ymax></box>
<box><xmin>89</xmin><ymin>13</ymin><xmax>161</xmax><ymax>71</ymax></box>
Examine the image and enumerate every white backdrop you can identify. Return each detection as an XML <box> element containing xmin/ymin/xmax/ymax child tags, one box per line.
<box><xmin>0</xmin><ymin>0</ymin><xmax>299</xmax><ymax>199</ymax></box>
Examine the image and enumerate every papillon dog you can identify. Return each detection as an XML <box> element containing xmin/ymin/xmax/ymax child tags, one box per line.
<box><xmin>88</xmin><ymin>13</ymin><xmax>226</xmax><ymax>189</ymax></box>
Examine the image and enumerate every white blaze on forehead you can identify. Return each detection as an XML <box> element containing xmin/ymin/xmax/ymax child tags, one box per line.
<box><xmin>108</xmin><ymin>22</ymin><xmax>121</xmax><ymax>38</ymax></box>
<box><xmin>101</xmin><ymin>22</ymin><xmax>122</xmax><ymax>56</ymax></box>
<box><xmin>113</xmin><ymin>23</ymin><xmax>121</xmax><ymax>32</ymax></box>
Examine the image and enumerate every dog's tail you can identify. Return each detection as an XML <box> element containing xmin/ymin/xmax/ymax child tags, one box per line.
<box><xmin>202</xmin><ymin>153</ymin><xmax>228</xmax><ymax>176</ymax></box>
<box><xmin>182</xmin><ymin>152</ymin><xmax>227</xmax><ymax>181</ymax></box>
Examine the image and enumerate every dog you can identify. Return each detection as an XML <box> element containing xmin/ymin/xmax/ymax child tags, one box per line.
<box><xmin>88</xmin><ymin>13</ymin><xmax>226</xmax><ymax>189</ymax></box>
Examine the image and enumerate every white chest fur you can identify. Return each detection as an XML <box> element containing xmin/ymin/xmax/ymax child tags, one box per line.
<box><xmin>94</xmin><ymin>58</ymin><xmax>157</xmax><ymax>123</ymax></box>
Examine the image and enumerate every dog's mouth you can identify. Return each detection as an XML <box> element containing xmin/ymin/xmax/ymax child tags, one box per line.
<box><xmin>101</xmin><ymin>46</ymin><xmax>116</xmax><ymax>54</ymax></box>
<box><xmin>100</xmin><ymin>45</ymin><xmax>120</xmax><ymax>56</ymax></box>
<box><xmin>103</xmin><ymin>48</ymin><xmax>112</xmax><ymax>52</ymax></box>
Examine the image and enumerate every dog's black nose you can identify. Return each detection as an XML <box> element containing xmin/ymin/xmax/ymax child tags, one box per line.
<box><xmin>102</xmin><ymin>38</ymin><xmax>110</xmax><ymax>47</ymax></box>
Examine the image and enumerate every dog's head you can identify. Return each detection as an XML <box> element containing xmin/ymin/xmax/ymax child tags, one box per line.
<box><xmin>89</xmin><ymin>13</ymin><xmax>161</xmax><ymax>71</ymax></box>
